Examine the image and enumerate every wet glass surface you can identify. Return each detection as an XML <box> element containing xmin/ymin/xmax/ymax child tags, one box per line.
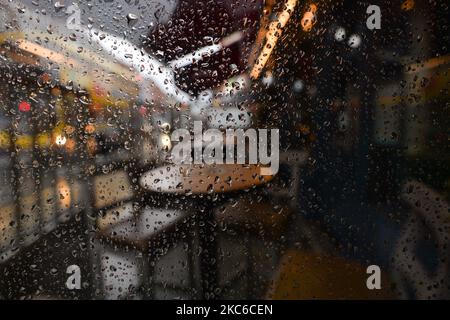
<box><xmin>0</xmin><ymin>0</ymin><xmax>449</xmax><ymax>300</ymax></box>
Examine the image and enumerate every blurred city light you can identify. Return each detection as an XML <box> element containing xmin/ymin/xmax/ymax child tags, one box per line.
<box><xmin>18</xmin><ymin>101</ymin><xmax>31</xmax><ymax>112</ymax></box>
<box><xmin>348</xmin><ymin>34</ymin><xmax>362</xmax><ymax>48</ymax></box>
<box><xmin>301</xmin><ymin>4</ymin><xmax>317</xmax><ymax>32</ymax></box>
<box><xmin>334</xmin><ymin>27</ymin><xmax>346</xmax><ymax>42</ymax></box>
<box><xmin>55</xmin><ymin>134</ymin><xmax>67</xmax><ymax>146</ymax></box>
<box><xmin>250</xmin><ymin>0</ymin><xmax>298</xmax><ymax>79</ymax></box>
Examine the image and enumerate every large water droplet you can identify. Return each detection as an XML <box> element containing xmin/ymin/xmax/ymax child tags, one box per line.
<box><xmin>54</xmin><ymin>2</ymin><xmax>65</xmax><ymax>12</ymax></box>
<box><xmin>126</xmin><ymin>13</ymin><xmax>138</xmax><ymax>27</ymax></box>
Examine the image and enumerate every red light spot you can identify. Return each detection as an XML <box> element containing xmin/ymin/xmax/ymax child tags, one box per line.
<box><xmin>138</xmin><ymin>106</ymin><xmax>147</xmax><ymax>116</ymax></box>
<box><xmin>19</xmin><ymin>101</ymin><xmax>31</xmax><ymax>112</ymax></box>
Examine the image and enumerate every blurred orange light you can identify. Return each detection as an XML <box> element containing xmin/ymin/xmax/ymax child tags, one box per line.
<box><xmin>65</xmin><ymin>138</ymin><xmax>76</xmax><ymax>153</ymax></box>
<box><xmin>51</xmin><ymin>87</ymin><xmax>62</xmax><ymax>97</ymax></box>
<box><xmin>57</xmin><ymin>179</ymin><xmax>71</xmax><ymax>210</ymax></box>
<box><xmin>90</xmin><ymin>103</ymin><xmax>104</xmax><ymax>114</ymax></box>
<box><xmin>87</xmin><ymin>137</ymin><xmax>97</xmax><ymax>155</ymax></box>
<box><xmin>64</xmin><ymin>125</ymin><xmax>75</xmax><ymax>135</ymax></box>
<box><xmin>40</xmin><ymin>73</ymin><xmax>52</xmax><ymax>84</ymax></box>
<box><xmin>85</xmin><ymin>124</ymin><xmax>96</xmax><ymax>134</ymax></box>
<box><xmin>401</xmin><ymin>0</ymin><xmax>415</xmax><ymax>11</ymax></box>
<box><xmin>301</xmin><ymin>4</ymin><xmax>317</xmax><ymax>32</ymax></box>
<box><xmin>16</xmin><ymin>39</ymin><xmax>77</xmax><ymax>66</ymax></box>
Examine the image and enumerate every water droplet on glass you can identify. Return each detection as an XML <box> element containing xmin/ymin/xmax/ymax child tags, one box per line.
<box><xmin>54</xmin><ymin>2</ymin><xmax>65</xmax><ymax>12</ymax></box>
<box><xmin>126</xmin><ymin>13</ymin><xmax>138</xmax><ymax>27</ymax></box>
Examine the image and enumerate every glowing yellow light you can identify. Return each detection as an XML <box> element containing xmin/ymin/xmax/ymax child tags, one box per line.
<box><xmin>250</xmin><ymin>0</ymin><xmax>298</xmax><ymax>79</ymax></box>
<box><xmin>0</xmin><ymin>131</ymin><xmax>11</xmax><ymax>149</ymax></box>
<box><xmin>36</xmin><ymin>133</ymin><xmax>51</xmax><ymax>148</ymax></box>
<box><xmin>15</xmin><ymin>135</ymin><xmax>33</xmax><ymax>150</ymax></box>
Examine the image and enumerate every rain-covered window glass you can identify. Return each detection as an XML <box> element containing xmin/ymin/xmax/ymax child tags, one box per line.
<box><xmin>0</xmin><ymin>0</ymin><xmax>449</xmax><ymax>301</ymax></box>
